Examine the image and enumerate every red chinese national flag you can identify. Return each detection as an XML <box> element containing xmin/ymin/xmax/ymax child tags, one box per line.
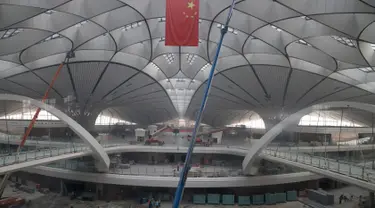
<box><xmin>165</xmin><ymin>0</ymin><xmax>199</xmax><ymax>46</ymax></box>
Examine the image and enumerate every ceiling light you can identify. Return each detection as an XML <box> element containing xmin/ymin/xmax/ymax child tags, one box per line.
<box><xmin>164</xmin><ymin>53</ymin><xmax>175</xmax><ymax>64</ymax></box>
<box><xmin>186</xmin><ymin>54</ymin><xmax>197</xmax><ymax>65</ymax></box>
<box><xmin>52</xmin><ymin>34</ymin><xmax>60</xmax><ymax>39</ymax></box>
<box><xmin>271</xmin><ymin>25</ymin><xmax>282</xmax><ymax>32</ymax></box>
<box><xmin>300</xmin><ymin>15</ymin><xmax>311</xmax><ymax>20</ymax></box>
<box><xmin>76</xmin><ymin>20</ymin><xmax>88</xmax><ymax>27</ymax></box>
<box><xmin>371</xmin><ymin>44</ymin><xmax>375</xmax><ymax>50</ymax></box>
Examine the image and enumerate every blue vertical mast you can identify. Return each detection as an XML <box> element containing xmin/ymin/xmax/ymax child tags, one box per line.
<box><xmin>172</xmin><ymin>1</ymin><xmax>237</xmax><ymax>207</ymax></box>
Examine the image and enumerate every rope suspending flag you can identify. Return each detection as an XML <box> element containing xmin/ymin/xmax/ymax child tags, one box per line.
<box><xmin>165</xmin><ymin>0</ymin><xmax>199</xmax><ymax>46</ymax></box>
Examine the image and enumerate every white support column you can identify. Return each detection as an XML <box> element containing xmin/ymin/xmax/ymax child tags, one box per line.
<box><xmin>243</xmin><ymin>102</ymin><xmax>375</xmax><ymax>173</ymax></box>
<box><xmin>0</xmin><ymin>94</ymin><xmax>110</xmax><ymax>172</ymax></box>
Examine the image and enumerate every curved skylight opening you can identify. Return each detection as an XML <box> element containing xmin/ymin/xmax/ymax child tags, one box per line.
<box><xmin>1</xmin><ymin>29</ymin><xmax>23</xmax><ymax>39</ymax></box>
<box><xmin>299</xmin><ymin>111</ymin><xmax>365</xmax><ymax>127</ymax></box>
<box><xmin>331</xmin><ymin>36</ymin><xmax>356</xmax><ymax>47</ymax></box>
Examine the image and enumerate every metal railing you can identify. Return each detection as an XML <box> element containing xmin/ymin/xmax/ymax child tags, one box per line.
<box><xmin>263</xmin><ymin>148</ymin><xmax>375</xmax><ymax>183</ymax></box>
<box><xmin>48</xmin><ymin>161</ymin><xmax>243</xmax><ymax>178</ymax></box>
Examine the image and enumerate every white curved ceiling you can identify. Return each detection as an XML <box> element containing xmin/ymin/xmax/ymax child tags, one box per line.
<box><xmin>0</xmin><ymin>0</ymin><xmax>375</xmax><ymax>126</ymax></box>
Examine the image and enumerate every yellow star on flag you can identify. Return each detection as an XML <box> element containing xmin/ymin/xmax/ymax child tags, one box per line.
<box><xmin>187</xmin><ymin>1</ymin><xmax>195</xmax><ymax>10</ymax></box>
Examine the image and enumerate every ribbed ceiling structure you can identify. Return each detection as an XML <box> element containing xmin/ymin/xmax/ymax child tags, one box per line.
<box><xmin>1</xmin><ymin>0</ymin><xmax>375</xmax><ymax>126</ymax></box>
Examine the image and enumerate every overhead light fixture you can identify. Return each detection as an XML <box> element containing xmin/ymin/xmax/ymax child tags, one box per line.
<box><xmin>216</xmin><ymin>23</ymin><xmax>238</xmax><ymax>35</ymax></box>
<box><xmin>200</xmin><ymin>63</ymin><xmax>211</xmax><ymax>71</ymax></box>
<box><xmin>164</xmin><ymin>53</ymin><xmax>175</xmax><ymax>64</ymax></box>
<box><xmin>122</xmin><ymin>21</ymin><xmax>143</xmax><ymax>31</ymax></box>
<box><xmin>186</xmin><ymin>54</ymin><xmax>196</xmax><ymax>65</ymax></box>
<box><xmin>150</xmin><ymin>62</ymin><xmax>160</xmax><ymax>70</ymax></box>
<box><xmin>300</xmin><ymin>15</ymin><xmax>311</xmax><ymax>20</ymax></box>
<box><xmin>271</xmin><ymin>25</ymin><xmax>282</xmax><ymax>32</ymax></box>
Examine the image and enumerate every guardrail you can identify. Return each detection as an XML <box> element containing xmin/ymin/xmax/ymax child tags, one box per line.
<box><xmin>263</xmin><ymin>148</ymin><xmax>375</xmax><ymax>183</ymax></box>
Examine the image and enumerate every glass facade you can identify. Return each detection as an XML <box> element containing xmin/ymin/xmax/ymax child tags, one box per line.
<box><xmin>95</xmin><ymin>113</ymin><xmax>136</xmax><ymax>125</ymax></box>
<box><xmin>299</xmin><ymin>111</ymin><xmax>364</xmax><ymax>127</ymax></box>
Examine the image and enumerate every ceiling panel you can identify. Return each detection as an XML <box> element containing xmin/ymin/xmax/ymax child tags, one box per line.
<box><xmin>104</xmin><ymin>73</ymin><xmax>156</xmax><ymax>102</ymax></box>
<box><xmin>297</xmin><ymin>78</ymin><xmax>350</xmax><ymax>107</ymax></box>
<box><xmin>253</xmin><ymin>65</ymin><xmax>290</xmax><ymax>107</ymax></box>
<box><xmin>34</xmin><ymin>65</ymin><xmax>74</xmax><ymax>97</ymax></box>
<box><xmin>284</xmin><ymin>70</ymin><xmax>324</xmax><ymax>106</ymax></box>
<box><xmin>0</xmin><ymin>79</ymin><xmax>40</xmax><ymax>98</ymax></box>
<box><xmin>7</xmin><ymin>72</ymin><xmax>61</xmax><ymax>98</ymax></box>
<box><xmin>69</xmin><ymin>62</ymin><xmax>107</xmax><ymax>105</ymax></box>
<box><xmin>92</xmin><ymin>63</ymin><xmax>138</xmax><ymax>102</ymax></box>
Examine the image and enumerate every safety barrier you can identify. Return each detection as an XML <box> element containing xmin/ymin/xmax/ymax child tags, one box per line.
<box><xmin>192</xmin><ymin>191</ymin><xmax>297</xmax><ymax>206</ymax></box>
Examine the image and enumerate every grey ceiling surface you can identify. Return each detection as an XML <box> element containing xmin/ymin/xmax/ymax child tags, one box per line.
<box><xmin>0</xmin><ymin>0</ymin><xmax>375</xmax><ymax>125</ymax></box>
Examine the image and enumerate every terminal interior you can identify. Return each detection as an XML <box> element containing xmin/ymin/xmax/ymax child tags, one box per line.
<box><xmin>1</xmin><ymin>0</ymin><xmax>375</xmax><ymax>207</ymax></box>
